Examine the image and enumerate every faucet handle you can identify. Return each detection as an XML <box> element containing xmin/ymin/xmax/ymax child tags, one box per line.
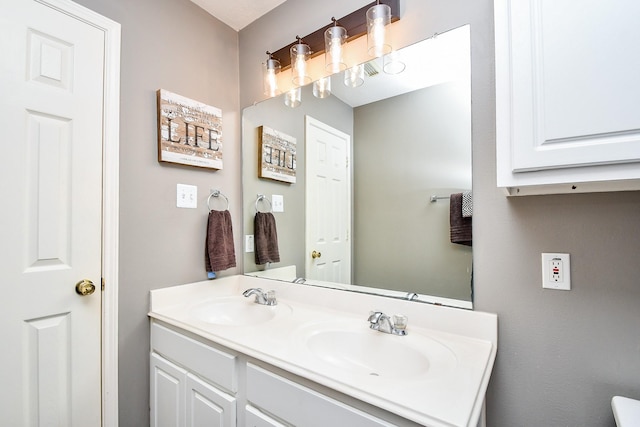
<box><xmin>265</xmin><ymin>290</ymin><xmax>277</xmax><ymax>306</ymax></box>
<box><xmin>368</xmin><ymin>311</ymin><xmax>383</xmax><ymax>323</ymax></box>
<box><xmin>392</xmin><ymin>314</ymin><xmax>408</xmax><ymax>332</ymax></box>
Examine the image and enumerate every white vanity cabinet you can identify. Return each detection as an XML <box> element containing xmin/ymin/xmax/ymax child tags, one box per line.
<box><xmin>494</xmin><ymin>0</ymin><xmax>640</xmax><ymax>196</ymax></box>
<box><xmin>150</xmin><ymin>320</ymin><xmax>422</xmax><ymax>427</ymax></box>
<box><xmin>150</xmin><ymin>322</ymin><xmax>237</xmax><ymax>427</ymax></box>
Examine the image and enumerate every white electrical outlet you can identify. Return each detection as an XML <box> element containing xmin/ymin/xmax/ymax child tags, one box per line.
<box><xmin>542</xmin><ymin>253</ymin><xmax>571</xmax><ymax>290</ymax></box>
<box><xmin>245</xmin><ymin>235</ymin><xmax>254</xmax><ymax>253</ymax></box>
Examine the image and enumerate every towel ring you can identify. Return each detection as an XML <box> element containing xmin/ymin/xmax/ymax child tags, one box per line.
<box><xmin>255</xmin><ymin>194</ymin><xmax>273</xmax><ymax>213</ymax></box>
<box><xmin>207</xmin><ymin>190</ymin><xmax>229</xmax><ymax>211</ymax></box>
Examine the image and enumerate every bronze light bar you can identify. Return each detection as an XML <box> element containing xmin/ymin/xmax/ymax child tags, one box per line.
<box><xmin>270</xmin><ymin>0</ymin><xmax>401</xmax><ymax>70</ymax></box>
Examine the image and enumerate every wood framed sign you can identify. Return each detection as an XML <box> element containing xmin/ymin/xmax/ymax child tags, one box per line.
<box><xmin>258</xmin><ymin>126</ymin><xmax>297</xmax><ymax>184</ymax></box>
<box><xmin>157</xmin><ymin>89</ymin><xmax>223</xmax><ymax>169</ymax></box>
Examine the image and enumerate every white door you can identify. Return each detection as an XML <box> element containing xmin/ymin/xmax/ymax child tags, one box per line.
<box><xmin>305</xmin><ymin>116</ymin><xmax>351</xmax><ymax>284</ymax></box>
<box><xmin>0</xmin><ymin>1</ymin><xmax>105</xmax><ymax>425</ymax></box>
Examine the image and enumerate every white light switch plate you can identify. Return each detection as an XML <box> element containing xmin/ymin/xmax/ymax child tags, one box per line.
<box><xmin>272</xmin><ymin>194</ymin><xmax>284</xmax><ymax>212</ymax></box>
<box><xmin>542</xmin><ymin>253</ymin><xmax>571</xmax><ymax>290</ymax></box>
<box><xmin>176</xmin><ymin>184</ymin><xmax>197</xmax><ymax>209</ymax></box>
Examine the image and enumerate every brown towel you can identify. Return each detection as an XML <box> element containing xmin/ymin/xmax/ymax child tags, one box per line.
<box><xmin>254</xmin><ymin>212</ymin><xmax>280</xmax><ymax>265</ymax></box>
<box><xmin>205</xmin><ymin>210</ymin><xmax>236</xmax><ymax>272</ymax></box>
<box><xmin>450</xmin><ymin>192</ymin><xmax>472</xmax><ymax>246</ymax></box>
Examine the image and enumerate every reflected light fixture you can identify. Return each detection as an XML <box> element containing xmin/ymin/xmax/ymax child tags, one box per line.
<box><xmin>291</xmin><ymin>36</ymin><xmax>312</xmax><ymax>86</ymax></box>
<box><xmin>366</xmin><ymin>1</ymin><xmax>392</xmax><ymax>57</ymax></box>
<box><xmin>262</xmin><ymin>51</ymin><xmax>281</xmax><ymax>97</ymax></box>
<box><xmin>383</xmin><ymin>50</ymin><xmax>405</xmax><ymax>74</ymax></box>
<box><xmin>313</xmin><ymin>76</ymin><xmax>332</xmax><ymax>98</ymax></box>
<box><xmin>344</xmin><ymin>64</ymin><xmax>364</xmax><ymax>88</ymax></box>
<box><xmin>324</xmin><ymin>17</ymin><xmax>347</xmax><ymax>73</ymax></box>
<box><xmin>284</xmin><ymin>87</ymin><xmax>302</xmax><ymax>108</ymax></box>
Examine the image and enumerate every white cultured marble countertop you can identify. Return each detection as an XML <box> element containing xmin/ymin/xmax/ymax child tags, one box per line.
<box><xmin>149</xmin><ymin>275</ymin><xmax>498</xmax><ymax>427</ymax></box>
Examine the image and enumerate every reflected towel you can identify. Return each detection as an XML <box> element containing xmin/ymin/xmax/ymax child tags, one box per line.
<box><xmin>205</xmin><ymin>210</ymin><xmax>236</xmax><ymax>272</ymax></box>
<box><xmin>254</xmin><ymin>212</ymin><xmax>280</xmax><ymax>265</ymax></box>
<box><xmin>450</xmin><ymin>192</ymin><xmax>472</xmax><ymax>246</ymax></box>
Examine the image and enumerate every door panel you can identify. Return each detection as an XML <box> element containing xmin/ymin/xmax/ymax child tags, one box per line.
<box><xmin>0</xmin><ymin>1</ymin><xmax>105</xmax><ymax>425</ymax></box>
<box><xmin>305</xmin><ymin>116</ymin><xmax>351</xmax><ymax>283</ymax></box>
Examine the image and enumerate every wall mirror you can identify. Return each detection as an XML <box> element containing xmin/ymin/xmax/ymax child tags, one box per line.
<box><xmin>242</xmin><ymin>25</ymin><xmax>473</xmax><ymax>308</ymax></box>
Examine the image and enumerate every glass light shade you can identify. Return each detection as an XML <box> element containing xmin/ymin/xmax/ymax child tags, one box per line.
<box><xmin>344</xmin><ymin>64</ymin><xmax>364</xmax><ymax>88</ymax></box>
<box><xmin>291</xmin><ymin>41</ymin><xmax>312</xmax><ymax>86</ymax></box>
<box><xmin>262</xmin><ymin>57</ymin><xmax>281</xmax><ymax>97</ymax></box>
<box><xmin>366</xmin><ymin>3</ymin><xmax>392</xmax><ymax>57</ymax></box>
<box><xmin>324</xmin><ymin>25</ymin><xmax>347</xmax><ymax>73</ymax></box>
<box><xmin>284</xmin><ymin>87</ymin><xmax>301</xmax><ymax>108</ymax></box>
<box><xmin>383</xmin><ymin>50</ymin><xmax>405</xmax><ymax>74</ymax></box>
<box><xmin>313</xmin><ymin>76</ymin><xmax>332</xmax><ymax>98</ymax></box>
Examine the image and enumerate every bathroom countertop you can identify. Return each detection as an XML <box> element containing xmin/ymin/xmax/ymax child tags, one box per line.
<box><xmin>149</xmin><ymin>275</ymin><xmax>497</xmax><ymax>427</ymax></box>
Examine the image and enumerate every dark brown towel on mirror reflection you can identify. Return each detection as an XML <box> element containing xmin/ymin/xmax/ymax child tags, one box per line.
<box><xmin>254</xmin><ymin>212</ymin><xmax>280</xmax><ymax>265</ymax></box>
<box><xmin>205</xmin><ymin>210</ymin><xmax>236</xmax><ymax>272</ymax></box>
<box><xmin>450</xmin><ymin>192</ymin><xmax>472</xmax><ymax>246</ymax></box>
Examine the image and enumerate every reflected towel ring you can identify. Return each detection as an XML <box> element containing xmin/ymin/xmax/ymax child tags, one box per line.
<box><xmin>207</xmin><ymin>190</ymin><xmax>230</xmax><ymax>211</ymax></box>
<box><xmin>255</xmin><ymin>194</ymin><xmax>273</xmax><ymax>213</ymax></box>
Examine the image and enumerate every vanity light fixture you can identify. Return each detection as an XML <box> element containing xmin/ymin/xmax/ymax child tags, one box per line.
<box><xmin>366</xmin><ymin>1</ymin><xmax>393</xmax><ymax>57</ymax></box>
<box><xmin>344</xmin><ymin>64</ymin><xmax>364</xmax><ymax>88</ymax></box>
<box><xmin>291</xmin><ymin>36</ymin><xmax>312</xmax><ymax>86</ymax></box>
<box><xmin>324</xmin><ymin>17</ymin><xmax>347</xmax><ymax>73</ymax></box>
<box><xmin>313</xmin><ymin>76</ymin><xmax>332</xmax><ymax>98</ymax></box>
<box><xmin>262</xmin><ymin>51</ymin><xmax>281</xmax><ymax>97</ymax></box>
<box><xmin>284</xmin><ymin>87</ymin><xmax>301</xmax><ymax>108</ymax></box>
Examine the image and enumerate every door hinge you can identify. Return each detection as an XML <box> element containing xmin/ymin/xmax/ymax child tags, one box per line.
<box><xmin>101</xmin><ymin>277</ymin><xmax>105</xmax><ymax>291</ymax></box>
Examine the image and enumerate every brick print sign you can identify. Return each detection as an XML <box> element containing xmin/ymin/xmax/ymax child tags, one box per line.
<box><xmin>157</xmin><ymin>89</ymin><xmax>223</xmax><ymax>169</ymax></box>
<box><xmin>258</xmin><ymin>126</ymin><xmax>296</xmax><ymax>184</ymax></box>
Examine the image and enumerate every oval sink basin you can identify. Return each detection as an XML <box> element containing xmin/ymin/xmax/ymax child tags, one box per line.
<box><xmin>191</xmin><ymin>296</ymin><xmax>291</xmax><ymax>326</ymax></box>
<box><xmin>299</xmin><ymin>322</ymin><xmax>457</xmax><ymax>379</ymax></box>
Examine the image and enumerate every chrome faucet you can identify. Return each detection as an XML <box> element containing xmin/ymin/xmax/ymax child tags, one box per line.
<box><xmin>291</xmin><ymin>277</ymin><xmax>306</xmax><ymax>284</ymax></box>
<box><xmin>243</xmin><ymin>288</ymin><xmax>277</xmax><ymax>306</ymax></box>
<box><xmin>367</xmin><ymin>311</ymin><xmax>407</xmax><ymax>336</ymax></box>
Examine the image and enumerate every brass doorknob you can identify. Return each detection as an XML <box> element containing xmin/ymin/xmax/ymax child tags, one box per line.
<box><xmin>75</xmin><ymin>279</ymin><xmax>96</xmax><ymax>296</ymax></box>
<box><xmin>311</xmin><ymin>250</ymin><xmax>322</xmax><ymax>259</ymax></box>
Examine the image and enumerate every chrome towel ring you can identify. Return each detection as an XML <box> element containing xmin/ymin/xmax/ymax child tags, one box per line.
<box><xmin>207</xmin><ymin>190</ymin><xmax>230</xmax><ymax>211</ymax></box>
<box><xmin>255</xmin><ymin>194</ymin><xmax>273</xmax><ymax>213</ymax></box>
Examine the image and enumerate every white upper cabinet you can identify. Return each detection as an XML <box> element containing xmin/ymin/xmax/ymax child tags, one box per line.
<box><xmin>495</xmin><ymin>0</ymin><xmax>640</xmax><ymax>195</ymax></box>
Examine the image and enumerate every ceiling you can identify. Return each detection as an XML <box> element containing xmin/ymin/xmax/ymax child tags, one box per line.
<box><xmin>190</xmin><ymin>0</ymin><xmax>287</xmax><ymax>31</ymax></box>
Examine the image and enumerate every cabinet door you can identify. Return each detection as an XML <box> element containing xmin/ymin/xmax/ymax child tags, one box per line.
<box><xmin>151</xmin><ymin>353</ymin><xmax>186</xmax><ymax>427</ymax></box>
<box><xmin>495</xmin><ymin>0</ymin><xmax>640</xmax><ymax>192</ymax></box>
<box><xmin>186</xmin><ymin>374</ymin><xmax>236</xmax><ymax>427</ymax></box>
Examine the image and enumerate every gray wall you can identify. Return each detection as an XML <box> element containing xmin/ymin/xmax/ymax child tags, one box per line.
<box><xmin>72</xmin><ymin>0</ymin><xmax>241</xmax><ymax>425</ymax></box>
<box><xmin>240</xmin><ymin>0</ymin><xmax>640</xmax><ymax>426</ymax></box>
<box><xmin>353</xmin><ymin>82</ymin><xmax>472</xmax><ymax>300</ymax></box>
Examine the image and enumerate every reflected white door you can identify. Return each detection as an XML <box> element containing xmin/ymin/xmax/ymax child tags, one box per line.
<box><xmin>0</xmin><ymin>1</ymin><xmax>105</xmax><ymax>425</ymax></box>
<box><xmin>305</xmin><ymin>116</ymin><xmax>351</xmax><ymax>284</ymax></box>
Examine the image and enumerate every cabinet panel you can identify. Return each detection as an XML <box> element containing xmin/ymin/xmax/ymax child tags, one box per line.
<box><xmin>151</xmin><ymin>353</ymin><xmax>186</xmax><ymax>427</ymax></box>
<box><xmin>151</xmin><ymin>322</ymin><xmax>237</xmax><ymax>393</ymax></box>
<box><xmin>246</xmin><ymin>363</ymin><xmax>394</xmax><ymax>427</ymax></box>
<box><xmin>495</xmin><ymin>0</ymin><xmax>640</xmax><ymax>194</ymax></box>
<box><xmin>186</xmin><ymin>374</ymin><xmax>236</xmax><ymax>427</ymax></box>
<box><xmin>245</xmin><ymin>405</ymin><xmax>288</xmax><ymax>427</ymax></box>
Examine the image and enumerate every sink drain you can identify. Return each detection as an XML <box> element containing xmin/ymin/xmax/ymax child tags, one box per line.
<box><xmin>369</xmin><ymin>372</ymin><xmax>380</xmax><ymax>376</ymax></box>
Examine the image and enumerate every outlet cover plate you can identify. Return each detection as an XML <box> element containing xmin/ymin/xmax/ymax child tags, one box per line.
<box><xmin>542</xmin><ymin>253</ymin><xmax>571</xmax><ymax>290</ymax></box>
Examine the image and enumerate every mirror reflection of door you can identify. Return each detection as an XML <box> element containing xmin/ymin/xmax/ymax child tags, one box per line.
<box><xmin>305</xmin><ymin>116</ymin><xmax>352</xmax><ymax>284</ymax></box>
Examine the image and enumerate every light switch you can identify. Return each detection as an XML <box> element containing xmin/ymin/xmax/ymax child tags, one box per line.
<box><xmin>176</xmin><ymin>184</ymin><xmax>197</xmax><ymax>209</ymax></box>
<box><xmin>272</xmin><ymin>194</ymin><xmax>284</xmax><ymax>212</ymax></box>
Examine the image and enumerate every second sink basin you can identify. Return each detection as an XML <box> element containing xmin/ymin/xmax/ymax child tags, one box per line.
<box><xmin>191</xmin><ymin>296</ymin><xmax>291</xmax><ymax>326</ymax></box>
<box><xmin>298</xmin><ymin>321</ymin><xmax>458</xmax><ymax>379</ymax></box>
